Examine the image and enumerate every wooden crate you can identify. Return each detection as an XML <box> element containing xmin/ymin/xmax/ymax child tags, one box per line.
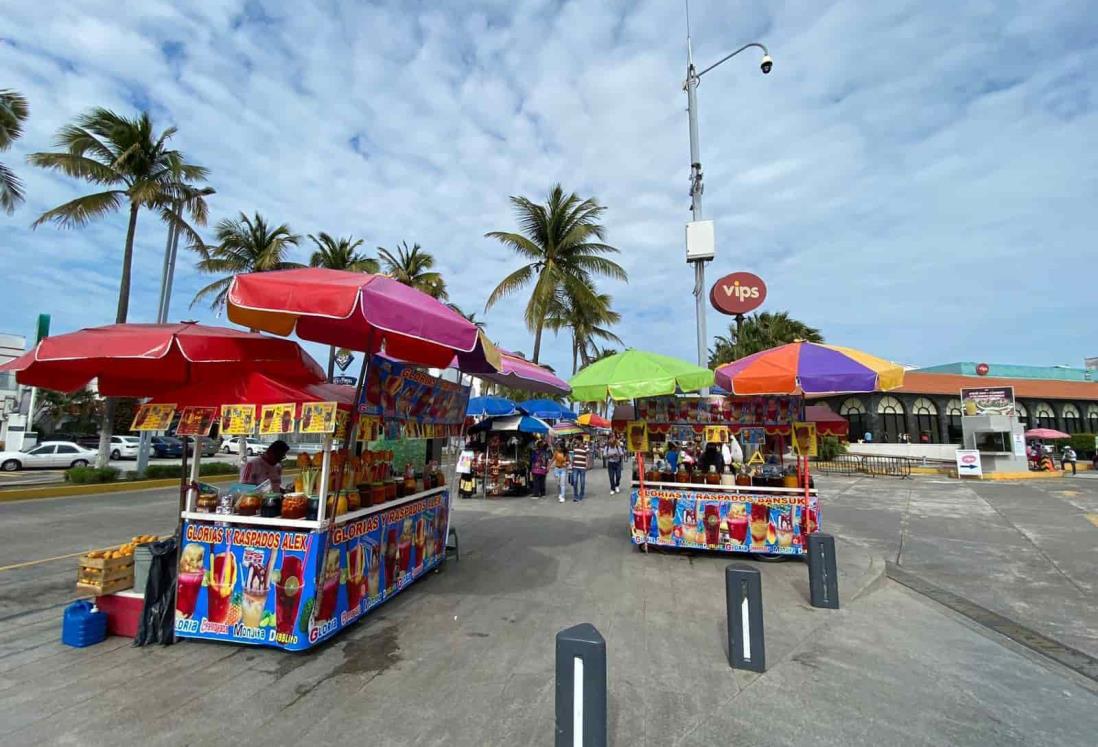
<box><xmin>76</xmin><ymin>552</ymin><xmax>134</xmax><ymax>596</ymax></box>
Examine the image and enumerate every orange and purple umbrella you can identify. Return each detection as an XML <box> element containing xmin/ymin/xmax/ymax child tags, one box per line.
<box><xmin>715</xmin><ymin>342</ymin><xmax>904</xmax><ymax>395</ymax></box>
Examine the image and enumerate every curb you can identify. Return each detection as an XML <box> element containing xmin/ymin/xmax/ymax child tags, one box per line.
<box><xmin>0</xmin><ymin>469</ymin><xmax>302</xmax><ymax>503</ymax></box>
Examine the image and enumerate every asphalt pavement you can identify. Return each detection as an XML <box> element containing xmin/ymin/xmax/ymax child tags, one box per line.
<box><xmin>0</xmin><ymin>470</ymin><xmax>1096</xmax><ymax>745</ymax></box>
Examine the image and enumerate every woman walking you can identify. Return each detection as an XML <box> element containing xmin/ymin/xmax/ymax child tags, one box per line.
<box><xmin>530</xmin><ymin>440</ymin><xmax>549</xmax><ymax>498</ymax></box>
<box><xmin>553</xmin><ymin>443</ymin><xmax>569</xmax><ymax>503</ymax></box>
<box><xmin>605</xmin><ymin>436</ymin><xmax>625</xmax><ymax>494</ymax></box>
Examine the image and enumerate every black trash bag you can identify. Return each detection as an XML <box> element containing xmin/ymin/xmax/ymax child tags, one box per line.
<box><xmin>134</xmin><ymin>537</ymin><xmax>178</xmax><ymax>647</ymax></box>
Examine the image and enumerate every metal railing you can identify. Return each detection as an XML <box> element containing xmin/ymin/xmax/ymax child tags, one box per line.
<box><xmin>813</xmin><ymin>454</ymin><xmax>912</xmax><ymax>478</ymax></box>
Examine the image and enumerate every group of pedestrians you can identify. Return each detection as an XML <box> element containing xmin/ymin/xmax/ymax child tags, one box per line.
<box><xmin>527</xmin><ymin>435</ymin><xmax>627</xmax><ymax>502</ymax></box>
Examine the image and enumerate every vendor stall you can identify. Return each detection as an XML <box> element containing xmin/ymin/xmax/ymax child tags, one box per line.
<box><xmin>466</xmin><ymin>414</ymin><xmax>550</xmax><ymax>496</ymax></box>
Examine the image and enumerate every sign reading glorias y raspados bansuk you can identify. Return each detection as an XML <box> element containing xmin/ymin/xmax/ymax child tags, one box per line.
<box><xmin>709</xmin><ymin>272</ymin><xmax>767</xmax><ymax>316</ymax></box>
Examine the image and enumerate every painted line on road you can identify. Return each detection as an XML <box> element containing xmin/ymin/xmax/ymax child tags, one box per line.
<box><xmin>1085</xmin><ymin>513</ymin><xmax>1098</xmax><ymax>528</ymax></box>
<box><xmin>0</xmin><ymin>549</ymin><xmax>92</xmax><ymax>573</ymax></box>
<box><xmin>886</xmin><ymin>562</ymin><xmax>1098</xmax><ymax>683</ymax></box>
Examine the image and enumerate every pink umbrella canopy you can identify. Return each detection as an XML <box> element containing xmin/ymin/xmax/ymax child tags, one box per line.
<box><xmin>1024</xmin><ymin>428</ymin><xmax>1070</xmax><ymax>440</ymax></box>
<box><xmin>474</xmin><ymin>351</ymin><xmax>570</xmax><ymax>395</ymax></box>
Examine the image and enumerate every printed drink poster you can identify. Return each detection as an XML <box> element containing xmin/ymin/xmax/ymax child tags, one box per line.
<box><xmin>176</xmin><ymin>406</ymin><xmax>218</xmax><ymax>437</ymax></box>
<box><xmin>300</xmin><ymin>402</ymin><xmax>338</xmax><ymax>434</ymax></box>
<box><xmin>221</xmin><ymin>404</ymin><xmax>257</xmax><ymax>435</ymax></box>
<box><xmin>131</xmin><ymin>403</ymin><xmax>176</xmax><ymax>432</ymax></box>
<box><xmin>704</xmin><ymin>425</ymin><xmax>730</xmax><ymax>444</ymax></box>
<box><xmin>792</xmin><ymin>422</ymin><xmax>818</xmax><ymax>457</ymax></box>
<box><xmin>360</xmin><ymin>355</ymin><xmax>470</xmax><ymax>426</ymax></box>
<box><xmin>626</xmin><ymin>421</ymin><xmax>649</xmax><ymax>452</ymax></box>
<box><xmin>176</xmin><ymin>490</ymin><xmax>451</xmax><ymax>651</ymax></box>
<box><xmin>259</xmin><ymin>403</ymin><xmax>296</xmax><ymax>435</ymax></box>
<box><xmin>960</xmin><ymin>386</ymin><xmax>1015</xmax><ymax>417</ymax></box>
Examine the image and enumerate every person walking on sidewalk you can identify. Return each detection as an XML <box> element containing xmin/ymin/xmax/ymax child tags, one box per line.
<box><xmin>1061</xmin><ymin>445</ymin><xmax>1077</xmax><ymax>476</ymax></box>
<box><xmin>605</xmin><ymin>435</ymin><xmax>625</xmax><ymax>494</ymax></box>
<box><xmin>570</xmin><ymin>437</ymin><xmax>590</xmax><ymax>501</ymax></box>
<box><xmin>553</xmin><ymin>444</ymin><xmax>569</xmax><ymax>502</ymax></box>
<box><xmin>530</xmin><ymin>440</ymin><xmax>548</xmax><ymax>498</ymax></box>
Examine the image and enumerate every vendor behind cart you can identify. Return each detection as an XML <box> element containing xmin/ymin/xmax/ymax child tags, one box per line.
<box><xmin>241</xmin><ymin>439</ymin><xmax>290</xmax><ymax>488</ymax></box>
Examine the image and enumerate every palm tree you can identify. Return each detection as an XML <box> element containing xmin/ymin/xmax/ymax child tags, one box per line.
<box><xmin>447</xmin><ymin>304</ymin><xmax>485</xmax><ymax>329</ymax></box>
<box><xmin>29</xmin><ymin>108</ymin><xmax>209</xmax><ymax>467</ymax></box>
<box><xmin>308</xmin><ymin>232</ymin><xmax>378</xmax><ymax>377</ymax></box>
<box><xmin>377</xmin><ymin>241</ymin><xmax>447</xmax><ymax>299</ymax></box>
<box><xmin>546</xmin><ymin>290</ymin><xmax>623</xmax><ymax>374</ymax></box>
<box><xmin>191</xmin><ymin>212</ymin><xmax>302</xmax><ymax>310</ymax></box>
<box><xmin>485</xmin><ymin>184</ymin><xmax>627</xmax><ymax>363</ymax></box>
<box><xmin>0</xmin><ymin>89</ymin><xmax>29</xmax><ymax>213</ymax></box>
<box><xmin>709</xmin><ymin>311</ymin><xmax>824</xmax><ymax>367</ymax></box>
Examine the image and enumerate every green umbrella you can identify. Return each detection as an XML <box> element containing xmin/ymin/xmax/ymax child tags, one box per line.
<box><xmin>569</xmin><ymin>349</ymin><xmax>715</xmax><ymax>402</ymax></box>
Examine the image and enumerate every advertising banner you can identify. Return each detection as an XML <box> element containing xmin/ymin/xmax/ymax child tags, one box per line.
<box><xmin>176</xmin><ymin>406</ymin><xmax>218</xmax><ymax>437</ymax></box>
<box><xmin>961</xmin><ymin>386</ymin><xmax>1015</xmax><ymax>417</ymax></box>
<box><xmin>130</xmin><ymin>403</ymin><xmax>176</xmax><ymax>432</ymax></box>
<box><xmin>360</xmin><ymin>355</ymin><xmax>470</xmax><ymax>429</ymax></box>
<box><xmin>176</xmin><ymin>490</ymin><xmax>451</xmax><ymax>651</ymax></box>
<box><xmin>792</xmin><ymin>422</ymin><xmax>818</xmax><ymax>457</ymax></box>
<box><xmin>626</xmin><ymin>421</ymin><xmax>649</xmax><ymax>452</ymax></box>
<box><xmin>703</xmin><ymin>425</ymin><xmax>730</xmax><ymax>444</ymax></box>
<box><xmin>220</xmin><ymin>405</ymin><xmax>257</xmax><ymax>435</ymax></box>
<box><xmin>630</xmin><ymin>486</ymin><xmax>817</xmax><ymax>556</ymax></box>
<box><xmin>635</xmin><ymin>395</ymin><xmax>801</xmax><ymax>429</ymax></box>
<box><xmin>259</xmin><ymin>403</ymin><xmax>296</xmax><ymax>435</ymax></box>
<box><xmin>955</xmin><ymin>449</ymin><xmax>983</xmax><ymax>477</ymax></box>
<box><xmin>300</xmin><ymin>402</ymin><xmax>338</xmax><ymax>434</ymax></box>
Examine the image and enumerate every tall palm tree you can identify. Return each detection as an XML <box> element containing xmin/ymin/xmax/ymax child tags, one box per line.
<box><xmin>377</xmin><ymin>241</ymin><xmax>447</xmax><ymax>299</ymax></box>
<box><xmin>29</xmin><ymin>108</ymin><xmax>209</xmax><ymax>467</ymax></box>
<box><xmin>308</xmin><ymin>232</ymin><xmax>378</xmax><ymax>378</ymax></box>
<box><xmin>709</xmin><ymin>311</ymin><xmax>824</xmax><ymax>367</ymax></box>
<box><xmin>447</xmin><ymin>304</ymin><xmax>486</xmax><ymax>329</ymax></box>
<box><xmin>0</xmin><ymin>89</ymin><xmax>29</xmax><ymax>213</ymax></box>
<box><xmin>546</xmin><ymin>290</ymin><xmax>623</xmax><ymax>374</ymax></box>
<box><xmin>191</xmin><ymin>212</ymin><xmax>302</xmax><ymax>310</ymax></box>
<box><xmin>485</xmin><ymin>184</ymin><xmax>627</xmax><ymax>363</ymax></box>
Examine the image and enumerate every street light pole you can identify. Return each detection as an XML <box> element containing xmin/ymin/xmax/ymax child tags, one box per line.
<box><xmin>683</xmin><ymin>32</ymin><xmax>771</xmax><ymax>375</ymax></box>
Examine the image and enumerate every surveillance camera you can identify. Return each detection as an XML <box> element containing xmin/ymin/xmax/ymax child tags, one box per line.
<box><xmin>760</xmin><ymin>55</ymin><xmax>773</xmax><ymax>74</ymax></box>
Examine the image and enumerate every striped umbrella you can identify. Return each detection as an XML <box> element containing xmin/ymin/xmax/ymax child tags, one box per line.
<box><xmin>715</xmin><ymin>342</ymin><xmax>904</xmax><ymax>395</ymax></box>
<box><xmin>550</xmin><ymin>421</ymin><xmax>585</xmax><ymax>437</ymax></box>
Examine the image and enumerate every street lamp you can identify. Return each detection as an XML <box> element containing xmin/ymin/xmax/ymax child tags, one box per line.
<box><xmin>684</xmin><ymin>37</ymin><xmax>771</xmax><ymax>376</ymax></box>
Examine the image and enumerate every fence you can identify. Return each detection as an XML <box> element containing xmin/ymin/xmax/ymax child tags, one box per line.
<box><xmin>813</xmin><ymin>454</ymin><xmax>912</xmax><ymax>478</ymax></box>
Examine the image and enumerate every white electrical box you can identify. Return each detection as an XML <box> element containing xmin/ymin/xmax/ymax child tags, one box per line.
<box><xmin>685</xmin><ymin>220</ymin><xmax>715</xmax><ymax>262</ymax></box>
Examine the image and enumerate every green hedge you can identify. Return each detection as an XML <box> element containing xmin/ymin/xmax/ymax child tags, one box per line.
<box><xmin>142</xmin><ymin>462</ymin><xmax>241</xmax><ymax>479</ymax></box>
<box><xmin>817</xmin><ymin>435</ymin><xmax>847</xmax><ymax>461</ymax></box>
<box><xmin>1068</xmin><ymin>433</ymin><xmax>1096</xmax><ymax>458</ymax></box>
<box><xmin>65</xmin><ymin>466</ymin><xmax>120</xmax><ymax>484</ymax></box>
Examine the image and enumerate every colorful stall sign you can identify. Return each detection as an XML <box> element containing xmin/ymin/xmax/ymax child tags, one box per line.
<box><xmin>703</xmin><ymin>425</ymin><xmax>730</xmax><ymax>444</ymax></box>
<box><xmin>176</xmin><ymin>406</ymin><xmax>218</xmax><ymax>437</ymax></box>
<box><xmin>259</xmin><ymin>403</ymin><xmax>296</xmax><ymax>435</ymax></box>
<box><xmin>334</xmin><ymin>410</ymin><xmax>349</xmax><ymax>441</ymax></box>
<box><xmin>634</xmin><ymin>395</ymin><xmax>801</xmax><ymax>430</ymax></box>
<box><xmin>630</xmin><ymin>486</ymin><xmax>817</xmax><ymax>556</ymax></box>
<box><xmin>221</xmin><ymin>405</ymin><xmax>257</xmax><ymax>435</ymax></box>
<box><xmin>130</xmin><ymin>403</ymin><xmax>176</xmax><ymax>432</ymax></box>
<box><xmin>792</xmin><ymin>422</ymin><xmax>817</xmax><ymax>457</ymax></box>
<box><xmin>960</xmin><ymin>386</ymin><xmax>1015</xmax><ymax>417</ymax></box>
<box><xmin>626</xmin><ymin>421</ymin><xmax>649</xmax><ymax>452</ymax></box>
<box><xmin>176</xmin><ymin>490</ymin><xmax>451</xmax><ymax>651</ymax></box>
<box><xmin>360</xmin><ymin>355</ymin><xmax>470</xmax><ymax>427</ymax></box>
<box><xmin>741</xmin><ymin>427</ymin><xmax>766</xmax><ymax>462</ymax></box>
<box><xmin>300</xmin><ymin>402</ymin><xmax>338</xmax><ymax>434</ymax></box>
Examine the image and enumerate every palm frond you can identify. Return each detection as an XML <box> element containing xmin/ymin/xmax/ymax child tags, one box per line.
<box><xmin>26</xmin><ymin>151</ymin><xmax>121</xmax><ymax>184</ymax></box>
<box><xmin>0</xmin><ymin>89</ymin><xmax>29</xmax><ymax>151</ymax></box>
<box><xmin>31</xmin><ymin>190</ymin><xmax>125</xmax><ymax>228</ymax></box>
<box><xmin>0</xmin><ymin>161</ymin><xmax>24</xmax><ymax>214</ymax></box>
<box><xmin>484</xmin><ymin>264</ymin><xmax>534</xmax><ymax>310</ymax></box>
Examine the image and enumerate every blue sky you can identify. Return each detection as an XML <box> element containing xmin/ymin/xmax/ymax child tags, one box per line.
<box><xmin>1</xmin><ymin>0</ymin><xmax>1096</xmax><ymax>377</ymax></box>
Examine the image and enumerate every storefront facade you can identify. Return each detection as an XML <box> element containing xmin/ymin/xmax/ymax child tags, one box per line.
<box><xmin>815</xmin><ymin>363</ymin><xmax>1098</xmax><ymax>444</ymax></box>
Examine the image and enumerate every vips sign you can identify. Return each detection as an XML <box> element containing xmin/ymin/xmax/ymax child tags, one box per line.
<box><xmin>709</xmin><ymin>272</ymin><xmax>767</xmax><ymax>316</ymax></box>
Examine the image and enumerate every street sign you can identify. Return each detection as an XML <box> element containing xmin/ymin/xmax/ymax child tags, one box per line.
<box><xmin>334</xmin><ymin>349</ymin><xmax>354</xmax><ymax>371</ymax></box>
<box><xmin>710</xmin><ymin>272</ymin><xmax>767</xmax><ymax>316</ymax></box>
<box><xmin>955</xmin><ymin>449</ymin><xmax>983</xmax><ymax>477</ymax></box>
<box><xmin>331</xmin><ymin>375</ymin><xmax>356</xmax><ymax>386</ymax></box>
<box><xmin>35</xmin><ymin>314</ymin><xmax>50</xmax><ymax>343</ymax></box>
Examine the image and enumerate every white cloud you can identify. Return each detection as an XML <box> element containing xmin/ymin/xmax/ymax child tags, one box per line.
<box><xmin>1</xmin><ymin>0</ymin><xmax>1096</xmax><ymax>378</ymax></box>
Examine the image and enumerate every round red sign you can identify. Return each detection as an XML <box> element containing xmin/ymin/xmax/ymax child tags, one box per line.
<box><xmin>709</xmin><ymin>272</ymin><xmax>767</xmax><ymax>316</ymax></box>
<box><xmin>976</xmin><ymin>363</ymin><xmax>990</xmax><ymax>376</ymax></box>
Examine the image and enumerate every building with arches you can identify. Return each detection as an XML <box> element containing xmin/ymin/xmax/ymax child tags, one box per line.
<box><xmin>815</xmin><ymin>361</ymin><xmax>1098</xmax><ymax>445</ymax></box>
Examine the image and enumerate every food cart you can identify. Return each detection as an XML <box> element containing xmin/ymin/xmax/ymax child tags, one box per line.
<box><xmin>466</xmin><ymin>414</ymin><xmax>550</xmax><ymax>497</ymax></box>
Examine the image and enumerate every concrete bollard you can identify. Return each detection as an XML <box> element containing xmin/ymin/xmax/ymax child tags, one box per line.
<box><xmin>555</xmin><ymin>623</ymin><xmax>607</xmax><ymax>747</ymax></box>
<box><xmin>807</xmin><ymin>533</ymin><xmax>840</xmax><ymax>609</ymax></box>
<box><xmin>725</xmin><ymin>565</ymin><xmax>765</xmax><ymax>672</ymax></box>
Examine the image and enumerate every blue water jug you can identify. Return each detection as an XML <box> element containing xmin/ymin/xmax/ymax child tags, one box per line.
<box><xmin>62</xmin><ymin>600</ymin><xmax>108</xmax><ymax>648</ymax></box>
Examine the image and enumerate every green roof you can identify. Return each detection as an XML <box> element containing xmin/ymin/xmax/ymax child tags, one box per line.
<box><xmin>916</xmin><ymin>362</ymin><xmax>1095</xmax><ymax>382</ymax></box>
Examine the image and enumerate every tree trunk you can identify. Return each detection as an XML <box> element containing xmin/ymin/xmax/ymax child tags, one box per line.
<box><xmin>532</xmin><ymin>322</ymin><xmax>544</xmax><ymax>364</ymax></box>
<box><xmin>571</xmin><ymin>338</ymin><xmax>578</xmax><ymax>376</ymax></box>
<box><xmin>327</xmin><ymin>345</ymin><xmax>336</xmax><ymax>381</ymax></box>
<box><xmin>97</xmin><ymin>201</ymin><xmax>140</xmax><ymax>469</ymax></box>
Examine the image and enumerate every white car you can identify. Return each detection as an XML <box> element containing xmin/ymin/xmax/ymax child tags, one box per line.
<box><xmin>222</xmin><ymin>437</ymin><xmax>268</xmax><ymax>456</ymax></box>
<box><xmin>0</xmin><ymin>441</ymin><xmax>97</xmax><ymax>471</ymax></box>
<box><xmin>109</xmin><ymin>435</ymin><xmax>140</xmax><ymax>460</ymax></box>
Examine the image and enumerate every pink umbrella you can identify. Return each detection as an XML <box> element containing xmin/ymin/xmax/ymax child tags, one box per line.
<box><xmin>1024</xmin><ymin>428</ymin><xmax>1070</xmax><ymax>440</ymax></box>
<box><xmin>474</xmin><ymin>351</ymin><xmax>570</xmax><ymax>395</ymax></box>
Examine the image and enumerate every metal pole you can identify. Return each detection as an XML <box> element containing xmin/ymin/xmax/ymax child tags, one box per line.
<box><xmin>686</xmin><ymin>44</ymin><xmax>709</xmax><ymax>386</ymax></box>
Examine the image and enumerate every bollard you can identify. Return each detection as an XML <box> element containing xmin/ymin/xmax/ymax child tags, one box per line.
<box><xmin>725</xmin><ymin>565</ymin><xmax>765</xmax><ymax>672</ymax></box>
<box><xmin>555</xmin><ymin>623</ymin><xmax>607</xmax><ymax>747</ymax></box>
<box><xmin>807</xmin><ymin>533</ymin><xmax>840</xmax><ymax>609</ymax></box>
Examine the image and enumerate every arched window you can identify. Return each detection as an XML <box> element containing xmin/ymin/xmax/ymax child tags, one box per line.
<box><xmin>1087</xmin><ymin>404</ymin><xmax>1098</xmax><ymax>434</ymax></box>
<box><xmin>1015</xmin><ymin>401</ymin><xmax>1028</xmax><ymax>427</ymax></box>
<box><xmin>946</xmin><ymin>398</ymin><xmax>963</xmax><ymax>443</ymax></box>
<box><xmin>839</xmin><ymin>398</ymin><xmax>868</xmax><ymax>441</ymax></box>
<box><xmin>876</xmin><ymin>396</ymin><xmax>906</xmax><ymax>443</ymax></box>
<box><xmin>1033</xmin><ymin>402</ymin><xmax>1056</xmax><ymax>429</ymax></box>
<box><xmin>1061</xmin><ymin>403</ymin><xmax>1081</xmax><ymax>434</ymax></box>
<box><xmin>912</xmin><ymin>397</ymin><xmax>939</xmax><ymax>443</ymax></box>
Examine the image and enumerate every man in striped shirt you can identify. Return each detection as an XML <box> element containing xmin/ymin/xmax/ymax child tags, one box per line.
<box><xmin>570</xmin><ymin>438</ymin><xmax>590</xmax><ymax>502</ymax></box>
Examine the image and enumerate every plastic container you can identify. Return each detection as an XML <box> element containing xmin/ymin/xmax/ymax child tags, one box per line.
<box><xmin>62</xmin><ymin>600</ymin><xmax>108</xmax><ymax>648</ymax></box>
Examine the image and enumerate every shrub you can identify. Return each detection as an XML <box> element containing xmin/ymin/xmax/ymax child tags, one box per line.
<box><xmin>816</xmin><ymin>435</ymin><xmax>847</xmax><ymax>461</ymax></box>
<box><xmin>65</xmin><ymin>466</ymin><xmax>120</xmax><ymax>484</ymax></box>
<box><xmin>141</xmin><ymin>461</ymin><xmax>242</xmax><ymax>480</ymax></box>
<box><xmin>1068</xmin><ymin>433</ymin><xmax>1096</xmax><ymax>458</ymax></box>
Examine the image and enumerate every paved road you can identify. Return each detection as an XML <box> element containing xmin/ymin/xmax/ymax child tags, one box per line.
<box><xmin>1</xmin><ymin>471</ymin><xmax>1097</xmax><ymax>745</ymax></box>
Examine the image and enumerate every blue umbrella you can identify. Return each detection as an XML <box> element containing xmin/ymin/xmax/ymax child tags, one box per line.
<box><xmin>518</xmin><ymin>399</ymin><xmax>577</xmax><ymax>420</ymax></box>
<box><xmin>466</xmin><ymin>396</ymin><xmax>517</xmax><ymax>417</ymax></box>
<box><xmin>468</xmin><ymin>414</ymin><xmax>550</xmax><ymax>434</ymax></box>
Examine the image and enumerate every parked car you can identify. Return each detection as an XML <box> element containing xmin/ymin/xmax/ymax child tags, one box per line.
<box><xmin>151</xmin><ymin>436</ymin><xmax>184</xmax><ymax>459</ymax></box>
<box><xmin>0</xmin><ymin>441</ymin><xmax>97</xmax><ymax>471</ymax></box>
<box><xmin>109</xmin><ymin>435</ymin><xmax>140</xmax><ymax>460</ymax></box>
<box><xmin>222</xmin><ymin>437</ymin><xmax>267</xmax><ymax>456</ymax></box>
<box><xmin>198</xmin><ymin>437</ymin><xmax>219</xmax><ymax>458</ymax></box>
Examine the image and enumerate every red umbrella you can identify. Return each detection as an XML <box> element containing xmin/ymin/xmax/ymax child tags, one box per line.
<box><xmin>147</xmin><ymin>372</ymin><xmax>353</xmax><ymax>412</ymax></box>
<box><xmin>226</xmin><ymin>268</ymin><xmax>500</xmax><ymax>369</ymax></box>
<box><xmin>0</xmin><ymin>322</ymin><xmax>324</xmax><ymax>395</ymax></box>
